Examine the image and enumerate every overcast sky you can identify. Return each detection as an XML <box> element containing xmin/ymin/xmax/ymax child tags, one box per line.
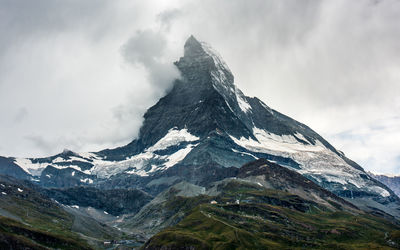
<box><xmin>0</xmin><ymin>0</ymin><xmax>399</xmax><ymax>175</ymax></box>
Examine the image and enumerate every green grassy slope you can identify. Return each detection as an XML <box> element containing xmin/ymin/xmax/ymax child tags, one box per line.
<box><xmin>0</xmin><ymin>216</ymin><xmax>91</xmax><ymax>249</ymax></box>
<box><xmin>142</xmin><ymin>180</ymin><xmax>400</xmax><ymax>249</ymax></box>
<box><xmin>0</xmin><ymin>175</ymin><xmax>120</xmax><ymax>249</ymax></box>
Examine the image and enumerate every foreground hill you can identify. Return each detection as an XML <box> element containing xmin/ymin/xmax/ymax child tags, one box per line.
<box><xmin>0</xmin><ymin>175</ymin><xmax>126</xmax><ymax>249</ymax></box>
<box><xmin>1</xmin><ymin>159</ymin><xmax>399</xmax><ymax>249</ymax></box>
<box><xmin>0</xmin><ymin>175</ymin><xmax>93</xmax><ymax>248</ymax></box>
<box><xmin>111</xmin><ymin>159</ymin><xmax>400</xmax><ymax>249</ymax></box>
<box><xmin>142</xmin><ymin>160</ymin><xmax>400</xmax><ymax>249</ymax></box>
<box><xmin>144</xmin><ymin>201</ymin><xmax>400</xmax><ymax>249</ymax></box>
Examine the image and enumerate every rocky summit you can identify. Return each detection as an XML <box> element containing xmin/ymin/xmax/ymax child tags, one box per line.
<box><xmin>1</xmin><ymin>36</ymin><xmax>400</xmax><ymax>249</ymax></box>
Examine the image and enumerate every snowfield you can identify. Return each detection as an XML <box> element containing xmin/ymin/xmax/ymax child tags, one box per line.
<box><xmin>229</xmin><ymin>126</ymin><xmax>389</xmax><ymax>197</ymax></box>
<box><xmin>13</xmin><ymin>128</ymin><xmax>201</xmax><ymax>179</ymax></box>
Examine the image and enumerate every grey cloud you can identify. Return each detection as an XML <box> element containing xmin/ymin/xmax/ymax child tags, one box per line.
<box><xmin>121</xmin><ymin>29</ymin><xmax>180</xmax><ymax>92</ymax></box>
<box><xmin>0</xmin><ymin>0</ymin><xmax>113</xmax><ymax>54</ymax></box>
<box><xmin>0</xmin><ymin>0</ymin><xmax>398</xmax><ymax>174</ymax></box>
<box><xmin>13</xmin><ymin>107</ymin><xmax>28</xmax><ymax>123</ymax></box>
<box><xmin>0</xmin><ymin>0</ymin><xmax>156</xmax><ymax>157</ymax></box>
<box><xmin>24</xmin><ymin>135</ymin><xmax>55</xmax><ymax>155</ymax></box>
<box><xmin>24</xmin><ymin>134</ymin><xmax>86</xmax><ymax>157</ymax></box>
<box><xmin>108</xmin><ymin>29</ymin><xmax>181</xmax><ymax>144</ymax></box>
<box><xmin>122</xmin><ymin>30</ymin><xmax>166</xmax><ymax>65</ymax></box>
<box><xmin>157</xmin><ymin>9</ymin><xmax>182</xmax><ymax>31</ymax></box>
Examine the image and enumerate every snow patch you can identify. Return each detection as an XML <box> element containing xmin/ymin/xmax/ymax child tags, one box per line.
<box><xmin>231</xmin><ymin>149</ymin><xmax>258</xmax><ymax>159</ymax></box>
<box><xmin>367</xmin><ymin>186</ymin><xmax>391</xmax><ymax>197</ymax></box>
<box><xmin>13</xmin><ymin>152</ymin><xmax>109</xmax><ymax>177</ymax></box>
<box><xmin>1</xmin><ymin>192</ymin><xmax>6</xmax><ymax>195</ymax></box>
<box><xmin>293</xmin><ymin>132</ymin><xmax>310</xmax><ymax>144</ymax></box>
<box><xmin>17</xmin><ymin>188</ymin><xmax>23</xmax><ymax>192</ymax></box>
<box><xmin>53</xmin><ymin>157</ymin><xmax>65</xmax><ymax>163</ymax></box>
<box><xmin>51</xmin><ymin>164</ymin><xmax>83</xmax><ymax>172</ymax></box>
<box><xmin>95</xmin><ymin>151</ymin><xmax>153</xmax><ymax>178</ymax></box>
<box><xmin>163</xmin><ymin>143</ymin><xmax>198</xmax><ymax>169</ymax></box>
<box><xmin>147</xmin><ymin>128</ymin><xmax>199</xmax><ymax>152</ymax></box>
<box><xmin>14</xmin><ymin>158</ymin><xmax>48</xmax><ymax>176</ymax></box>
<box><xmin>224</xmin><ymin>100</ymin><xmax>234</xmax><ymax>113</ymax></box>
<box><xmin>230</xmin><ymin>127</ymin><xmax>325</xmax><ymax>154</ymax></box>
<box><xmin>80</xmin><ymin>178</ymin><xmax>93</xmax><ymax>184</ymax></box>
<box><xmin>236</xmin><ymin>90</ymin><xmax>251</xmax><ymax>113</ymax></box>
<box><xmin>98</xmin><ymin>130</ymin><xmax>199</xmax><ymax>177</ymax></box>
<box><xmin>229</xmin><ymin>127</ymin><xmax>386</xmax><ymax>196</ymax></box>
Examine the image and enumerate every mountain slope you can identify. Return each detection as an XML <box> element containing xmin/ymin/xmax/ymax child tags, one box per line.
<box><xmin>0</xmin><ymin>216</ymin><xmax>91</xmax><ymax>250</ymax></box>
<box><xmin>1</xmin><ymin>35</ymin><xmax>399</xmax><ymax>218</ymax></box>
<box><xmin>143</xmin><ymin>202</ymin><xmax>400</xmax><ymax>250</ymax></box>
<box><xmin>0</xmin><ymin>175</ymin><xmax>107</xmax><ymax>249</ymax></box>
<box><xmin>42</xmin><ymin>186</ymin><xmax>152</xmax><ymax>216</ymax></box>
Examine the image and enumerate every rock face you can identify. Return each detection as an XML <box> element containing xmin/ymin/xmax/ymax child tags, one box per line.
<box><xmin>41</xmin><ymin>186</ymin><xmax>153</xmax><ymax>216</ymax></box>
<box><xmin>237</xmin><ymin>159</ymin><xmax>359</xmax><ymax>212</ymax></box>
<box><xmin>122</xmin><ymin>159</ymin><xmax>358</xmax><ymax>237</ymax></box>
<box><xmin>1</xmin><ymin>36</ymin><xmax>399</xmax><ymax>217</ymax></box>
<box><xmin>0</xmin><ymin>157</ymin><xmax>31</xmax><ymax>180</ymax></box>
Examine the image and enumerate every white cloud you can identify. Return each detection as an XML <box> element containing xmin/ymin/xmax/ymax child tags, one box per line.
<box><xmin>328</xmin><ymin>116</ymin><xmax>400</xmax><ymax>175</ymax></box>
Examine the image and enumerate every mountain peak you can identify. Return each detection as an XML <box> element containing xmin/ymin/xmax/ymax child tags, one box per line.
<box><xmin>181</xmin><ymin>36</ymin><xmax>232</xmax><ymax>77</ymax></box>
<box><xmin>183</xmin><ymin>35</ymin><xmax>204</xmax><ymax>58</ymax></box>
<box><xmin>186</xmin><ymin>34</ymin><xmax>198</xmax><ymax>43</ymax></box>
<box><xmin>177</xmin><ymin>36</ymin><xmax>236</xmax><ymax>109</ymax></box>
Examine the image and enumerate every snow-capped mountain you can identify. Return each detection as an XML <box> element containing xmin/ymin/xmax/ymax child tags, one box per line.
<box><xmin>1</xmin><ymin>36</ymin><xmax>399</xmax><ymax>217</ymax></box>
